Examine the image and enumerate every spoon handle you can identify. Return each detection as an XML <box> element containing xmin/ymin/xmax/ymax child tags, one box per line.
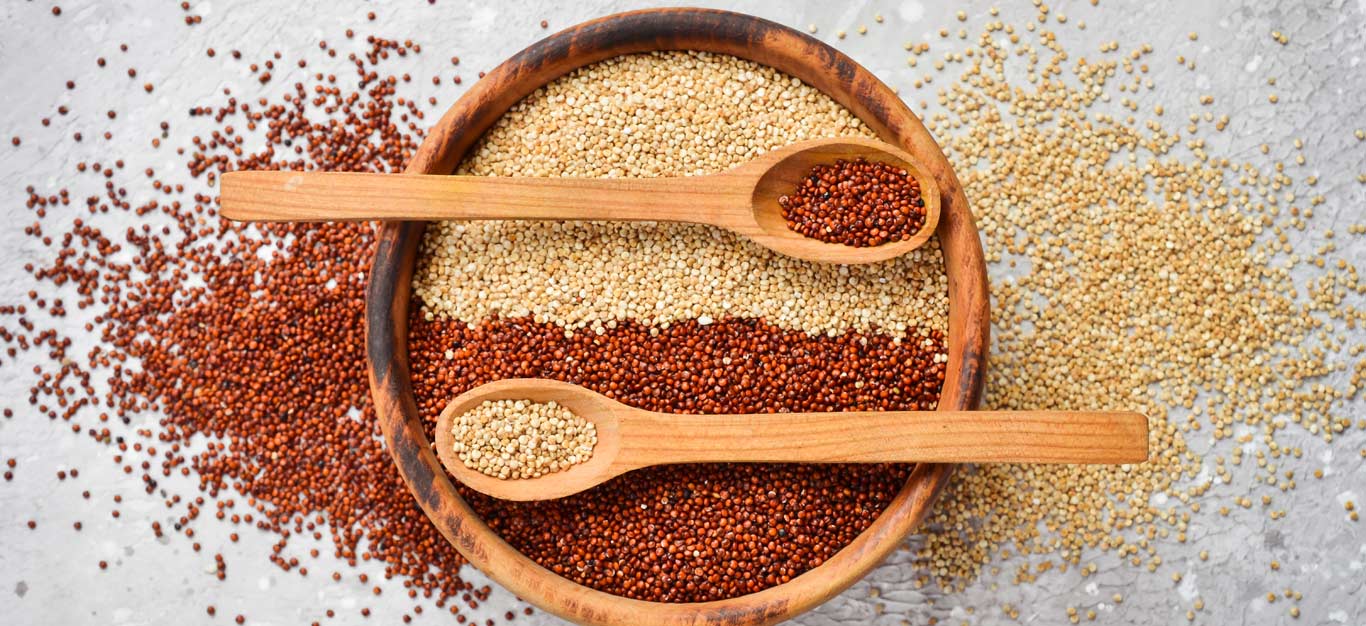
<box><xmin>220</xmin><ymin>170</ymin><xmax>751</xmax><ymax>225</ymax></box>
<box><xmin>618</xmin><ymin>410</ymin><xmax>1149</xmax><ymax>466</ymax></box>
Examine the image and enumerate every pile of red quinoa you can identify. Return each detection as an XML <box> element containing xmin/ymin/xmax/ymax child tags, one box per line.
<box><xmin>408</xmin><ymin>316</ymin><xmax>945</xmax><ymax>601</ymax></box>
<box><xmin>5</xmin><ymin>26</ymin><xmax>503</xmax><ymax>624</ymax></box>
<box><xmin>779</xmin><ymin>158</ymin><xmax>927</xmax><ymax>247</ymax></box>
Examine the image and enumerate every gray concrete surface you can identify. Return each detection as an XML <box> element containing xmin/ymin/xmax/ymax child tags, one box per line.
<box><xmin>2</xmin><ymin>1</ymin><xmax>1364</xmax><ymax>625</ymax></box>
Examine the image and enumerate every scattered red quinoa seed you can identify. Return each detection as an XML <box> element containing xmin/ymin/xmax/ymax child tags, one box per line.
<box><xmin>3</xmin><ymin>26</ymin><xmax>501</xmax><ymax>622</ymax></box>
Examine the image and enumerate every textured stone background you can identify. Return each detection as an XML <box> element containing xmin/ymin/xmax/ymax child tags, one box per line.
<box><xmin>2</xmin><ymin>1</ymin><xmax>1364</xmax><ymax>625</ymax></box>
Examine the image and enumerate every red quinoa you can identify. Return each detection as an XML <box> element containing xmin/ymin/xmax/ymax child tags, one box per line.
<box><xmin>5</xmin><ymin>30</ymin><xmax>495</xmax><ymax>620</ymax></box>
<box><xmin>408</xmin><ymin>315</ymin><xmax>946</xmax><ymax>601</ymax></box>
<box><xmin>779</xmin><ymin>158</ymin><xmax>927</xmax><ymax>247</ymax></box>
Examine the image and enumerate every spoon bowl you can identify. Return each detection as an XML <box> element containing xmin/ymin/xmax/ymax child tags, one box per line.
<box><xmin>745</xmin><ymin>138</ymin><xmax>940</xmax><ymax>263</ymax></box>
<box><xmin>433</xmin><ymin>379</ymin><xmax>1149</xmax><ymax>502</ymax></box>
<box><xmin>221</xmin><ymin>137</ymin><xmax>940</xmax><ymax>265</ymax></box>
<box><xmin>433</xmin><ymin>379</ymin><xmax>630</xmax><ymax>501</ymax></box>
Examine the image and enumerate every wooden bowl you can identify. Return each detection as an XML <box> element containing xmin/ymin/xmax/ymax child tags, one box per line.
<box><xmin>365</xmin><ymin>8</ymin><xmax>989</xmax><ymax>625</ymax></box>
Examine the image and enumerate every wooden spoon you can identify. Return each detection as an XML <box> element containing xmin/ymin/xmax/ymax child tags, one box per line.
<box><xmin>220</xmin><ymin>137</ymin><xmax>940</xmax><ymax>264</ymax></box>
<box><xmin>433</xmin><ymin>379</ymin><xmax>1149</xmax><ymax>501</ymax></box>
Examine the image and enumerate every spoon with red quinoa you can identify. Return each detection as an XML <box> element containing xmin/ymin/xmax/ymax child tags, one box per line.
<box><xmin>218</xmin><ymin>137</ymin><xmax>941</xmax><ymax>264</ymax></box>
<box><xmin>778</xmin><ymin>157</ymin><xmax>928</xmax><ymax>247</ymax></box>
<box><xmin>433</xmin><ymin>378</ymin><xmax>1149</xmax><ymax>501</ymax></box>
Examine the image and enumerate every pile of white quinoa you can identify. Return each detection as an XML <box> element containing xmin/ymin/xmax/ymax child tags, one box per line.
<box><xmin>451</xmin><ymin>400</ymin><xmax>597</xmax><ymax>480</ymax></box>
<box><xmin>871</xmin><ymin>5</ymin><xmax>1366</xmax><ymax>622</ymax></box>
<box><xmin>413</xmin><ymin>51</ymin><xmax>951</xmax><ymax>340</ymax></box>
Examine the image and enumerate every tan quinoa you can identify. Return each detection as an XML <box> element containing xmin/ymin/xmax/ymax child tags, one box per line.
<box><xmin>413</xmin><ymin>51</ymin><xmax>950</xmax><ymax>339</ymax></box>
<box><xmin>451</xmin><ymin>400</ymin><xmax>596</xmax><ymax>480</ymax></box>
<box><xmin>893</xmin><ymin>6</ymin><xmax>1366</xmax><ymax>604</ymax></box>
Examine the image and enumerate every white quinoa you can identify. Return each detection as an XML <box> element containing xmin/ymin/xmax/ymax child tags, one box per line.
<box><xmin>413</xmin><ymin>51</ymin><xmax>950</xmax><ymax>339</ymax></box>
<box><xmin>452</xmin><ymin>400</ymin><xmax>596</xmax><ymax>480</ymax></box>
<box><xmin>902</xmin><ymin>7</ymin><xmax>1366</xmax><ymax>601</ymax></box>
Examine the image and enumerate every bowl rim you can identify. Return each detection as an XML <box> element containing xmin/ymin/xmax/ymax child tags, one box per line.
<box><xmin>364</xmin><ymin>8</ymin><xmax>990</xmax><ymax>625</ymax></box>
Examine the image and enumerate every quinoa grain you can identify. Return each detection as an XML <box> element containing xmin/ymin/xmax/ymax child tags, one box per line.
<box><xmin>410</xmin><ymin>51</ymin><xmax>949</xmax><ymax>602</ymax></box>
<box><xmin>414</xmin><ymin>53</ymin><xmax>948</xmax><ymax>339</ymax></box>
<box><xmin>451</xmin><ymin>400</ymin><xmax>597</xmax><ymax>480</ymax></box>
<box><xmin>5</xmin><ymin>4</ymin><xmax>1365</xmax><ymax>622</ymax></box>
<box><xmin>779</xmin><ymin>158</ymin><xmax>928</xmax><ymax>247</ymax></box>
